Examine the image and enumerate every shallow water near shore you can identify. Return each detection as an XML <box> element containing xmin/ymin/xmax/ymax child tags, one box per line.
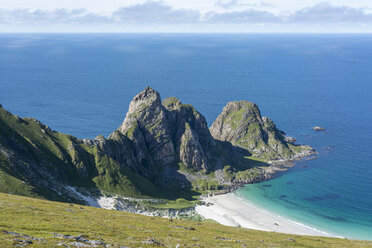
<box><xmin>1</xmin><ymin>33</ymin><xmax>371</xmax><ymax>240</ymax></box>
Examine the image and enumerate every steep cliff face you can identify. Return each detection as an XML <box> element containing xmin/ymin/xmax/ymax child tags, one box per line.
<box><xmin>210</xmin><ymin>101</ymin><xmax>314</xmax><ymax>160</ymax></box>
<box><xmin>116</xmin><ymin>87</ymin><xmax>176</xmax><ymax>167</ymax></box>
<box><xmin>162</xmin><ymin>96</ymin><xmax>216</xmax><ymax>171</ymax></box>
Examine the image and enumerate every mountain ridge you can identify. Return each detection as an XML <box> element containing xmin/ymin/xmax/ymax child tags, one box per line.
<box><xmin>0</xmin><ymin>87</ymin><xmax>315</xmax><ymax>207</ymax></box>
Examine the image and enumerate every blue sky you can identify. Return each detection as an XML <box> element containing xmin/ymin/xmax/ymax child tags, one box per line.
<box><xmin>1</xmin><ymin>0</ymin><xmax>372</xmax><ymax>32</ymax></box>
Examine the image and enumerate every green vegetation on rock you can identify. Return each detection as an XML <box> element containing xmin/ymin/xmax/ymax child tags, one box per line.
<box><xmin>210</xmin><ymin>101</ymin><xmax>315</xmax><ymax>161</ymax></box>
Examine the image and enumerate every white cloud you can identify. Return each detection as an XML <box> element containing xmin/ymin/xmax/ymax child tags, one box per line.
<box><xmin>290</xmin><ymin>2</ymin><xmax>372</xmax><ymax>23</ymax></box>
<box><xmin>205</xmin><ymin>9</ymin><xmax>280</xmax><ymax>23</ymax></box>
<box><xmin>0</xmin><ymin>8</ymin><xmax>110</xmax><ymax>24</ymax></box>
<box><xmin>1</xmin><ymin>1</ymin><xmax>372</xmax><ymax>32</ymax></box>
<box><xmin>112</xmin><ymin>1</ymin><xmax>201</xmax><ymax>23</ymax></box>
<box><xmin>215</xmin><ymin>0</ymin><xmax>274</xmax><ymax>9</ymax></box>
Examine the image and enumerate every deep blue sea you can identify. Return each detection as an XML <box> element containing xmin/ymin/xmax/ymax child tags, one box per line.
<box><xmin>0</xmin><ymin>34</ymin><xmax>371</xmax><ymax>240</ymax></box>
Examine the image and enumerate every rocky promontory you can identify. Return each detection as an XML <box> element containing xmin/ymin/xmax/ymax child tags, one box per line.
<box><xmin>210</xmin><ymin>101</ymin><xmax>314</xmax><ymax>161</ymax></box>
<box><xmin>0</xmin><ymin>87</ymin><xmax>315</xmax><ymax>208</ymax></box>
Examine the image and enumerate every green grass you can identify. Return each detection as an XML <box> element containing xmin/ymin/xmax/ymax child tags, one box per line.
<box><xmin>177</xmin><ymin>162</ymin><xmax>198</xmax><ymax>175</ymax></box>
<box><xmin>235</xmin><ymin>167</ymin><xmax>264</xmax><ymax>182</ymax></box>
<box><xmin>244</xmin><ymin>156</ymin><xmax>266</xmax><ymax>163</ymax></box>
<box><xmin>123</xmin><ymin>122</ymin><xmax>138</xmax><ymax>138</ymax></box>
<box><xmin>162</xmin><ymin>97</ymin><xmax>181</xmax><ymax>108</ymax></box>
<box><xmin>192</xmin><ymin>178</ymin><xmax>221</xmax><ymax>191</ymax></box>
<box><xmin>0</xmin><ymin>165</ymin><xmax>38</xmax><ymax>199</ymax></box>
<box><xmin>149</xmin><ymin>198</ymin><xmax>199</xmax><ymax>209</ymax></box>
<box><xmin>0</xmin><ymin>193</ymin><xmax>370</xmax><ymax>248</ymax></box>
<box><xmin>228</xmin><ymin>107</ymin><xmax>245</xmax><ymax>129</ymax></box>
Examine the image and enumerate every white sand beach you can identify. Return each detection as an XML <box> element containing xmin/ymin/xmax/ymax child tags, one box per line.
<box><xmin>195</xmin><ymin>193</ymin><xmax>336</xmax><ymax>237</ymax></box>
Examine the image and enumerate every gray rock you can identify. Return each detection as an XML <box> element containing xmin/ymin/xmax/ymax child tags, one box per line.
<box><xmin>115</xmin><ymin>87</ymin><xmax>216</xmax><ymax>172</ymax></box>
<box><xmin>170</xmin><ymin>225</ymin><xmax>196</xmax><ymax>230</ymax></box>
<box><xmin>141</xmin><ymin>238</ymin><xmax>164</xmax><ymax>246</ymax></box>
<box><xmin>313</xmin><ymin>126</ymin><xmax>326</xmax><ymax>131</ymax></box>
<box><xmin>284</xmin><ymin>136</ymin><xmax>296</xmax><ymax>143</ymax></box>
<box><xmin>12</xmin><ymin>239</ymin><xmax>33</xmax><ymax>247</ymax></box>
<box><xmin>56</xmin><ymin>243</ymin><xmax>69</xmax><ymax>247</ymax></box>
<box><xmin>118</xmin><ymin>86</ymin><xmax>176</xmax><ymax>166</ymax></box>
<box><xmin>87</xmin><ymin>240</ymin><xmax>106</xmax><ymax>246</ymax></box>
<box><xmin>3</xmin><ymin>230</ymin><xmax>46</xmax><ymax>243</ymax></box>
<box><xmin>69</xmin><ymin>242</ymin><xmax>93</xmax><ymax>247</ymax></box>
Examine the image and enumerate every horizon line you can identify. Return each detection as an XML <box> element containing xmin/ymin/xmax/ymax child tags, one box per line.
<box><xmin>1</xmin><ymin>31</ymin><xmax>372</xmax><ymax>34</ymax></box>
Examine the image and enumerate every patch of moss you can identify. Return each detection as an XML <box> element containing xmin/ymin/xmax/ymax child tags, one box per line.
<box><xmin>162</xmin><ymin>97</ymin><xmax>181</xmax><ymax>109</ymax></box>
<box><xmin>124</xmin><ymin>122</ymin><xmax>138</xmax><ymax>138</ymax></box>
<box><xmin>228</xmin><ymin>107</ymin><xmax>245</xmax><ymax>129</ymax></box>
<box><xmin>235</xmin><ymin>167</ymin><xmax>263</xmax><ymax>182</ymax></box>
<box><xmin>222</xmin><ymin>165</ymin><xmax>235</xmax><ymax>180</ymax></box>
<box><xmin>147</xmin><ymin>119</ymin><xmax>162</xmax><ymax>132</ymax></box>
<box><xmin>95</xmin><ymin>134</ymin><xmax>105</xmax><ymax>140</ymax></box>
<box><xmin>177</xmin><ymin>162</ymin><xmax>197</xmax><ymax>175</ymax></box>
<box><xmin>192</xmin><ymin>178</ymin><xmax>221</xmax><ymax>191</ymax></box>
<box><xmin>154</xmin><ymin>129</ymin><xmax>165</xmax><ymax>139</ymax></box>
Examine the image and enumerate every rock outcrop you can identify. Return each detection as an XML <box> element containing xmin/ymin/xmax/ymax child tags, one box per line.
<box><xmin>210</xmin><ymin>101</ymin><xmax>314</xmax><ymax>160</ymax></box>
<box><xmin>116</xmin><ymin>87</ymin><xmax>176</xmax><ymax>167</ymax></box>
<box><xmin>313</xmin><ymin>126</ymin><xmax>326</xmax><ymax>131</ymax></box>
<box><xmin>113</xmin><ymin>87</ymin><xmax>217</xmax><ymax>172</ymax></box>
<box><xmin>162</xmin><ymin>96</ymin><xmax>216</xmax><ymax>171</ymax></box>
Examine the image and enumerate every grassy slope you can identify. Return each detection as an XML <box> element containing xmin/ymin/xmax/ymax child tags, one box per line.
<box><xmin>0</xmin><ymin>106</ymin><xmax>162</xmax><ymax>200</ymax></box>
<box><xmin>0</xmin><ymin>193</ymin><xmax>371</xmax><ymax>248</ymax></box>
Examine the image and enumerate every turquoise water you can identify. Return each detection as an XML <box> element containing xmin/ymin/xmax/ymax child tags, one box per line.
<box><xmin>0</xmin><ymin>34</ymin><xmax>371</xmax><ymax>240</ymax></box>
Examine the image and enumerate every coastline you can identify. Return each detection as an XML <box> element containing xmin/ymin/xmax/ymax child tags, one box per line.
<box><xmin>195</xmin><ymin>192</ymin><xmax>339</xmax><ymax>238</ymax></box>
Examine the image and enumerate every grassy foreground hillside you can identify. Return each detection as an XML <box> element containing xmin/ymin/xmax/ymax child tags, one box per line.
<box><xmin>0</xmin><ymin>193</ymin><xmax>370</xmax><ymax>248</ymax></box>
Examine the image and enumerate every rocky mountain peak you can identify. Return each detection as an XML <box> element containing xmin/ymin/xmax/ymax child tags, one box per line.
<box><xmin>114</xmin><ymin>88</ymin><xmax>218</xmax><ymax>171</ymax></box>
<box><xmin>210</xmin><ymin>101</ymin><xmax>263</xmax><ymax>143</ymax></box>
<box><xmin>210</xmin><ymin>100</ymin><xmax>314</xmax><ymax>160</ymax></box>
<box><xmin>116</xmin><ymin>87</ymin><xmax>175</xmax><ymax>166</ymax></box>
<box><xmin>127</xmin><ymin>86</ymin><xmax>162</xmax><ymax>115</ymax></box>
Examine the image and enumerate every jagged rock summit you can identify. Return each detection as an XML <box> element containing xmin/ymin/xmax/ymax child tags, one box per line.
<box><xmin>117</xmin><ymin>87</ymin><xmax>176</xmax><ymax>166</ymax></box>
<box><xmin>114</xmin><ymin>86</ymin><xmax>216</xmax><ymax>171</ymax></box>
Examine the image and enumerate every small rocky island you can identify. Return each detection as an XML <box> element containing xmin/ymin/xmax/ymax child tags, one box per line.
<box><xmin>313</xmin><ymin>126</ymin><xmax>326</xmax><ymax>131</ymax></box>
<box><xmin>0</xmin><ymin>87</ymin><xmax>315</xmax><ymax>209</ymax></box>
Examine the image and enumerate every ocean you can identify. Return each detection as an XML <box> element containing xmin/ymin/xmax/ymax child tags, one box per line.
<box><xmin>1</xmin><ymin>33</ymin><xmax>371</xmax><ymax>240</ymax></box>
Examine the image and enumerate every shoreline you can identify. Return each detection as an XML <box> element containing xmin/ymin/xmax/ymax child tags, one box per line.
<box><xmin>195</xmin><ymin>192</ymin><xmax>340</xmax><ymax>238</ymax></box>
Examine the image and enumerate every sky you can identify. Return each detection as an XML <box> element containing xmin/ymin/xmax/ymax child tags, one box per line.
<box><xmin>1</xmin><ymin>0</ymin><xmax>372</xmax><ymax>32</ymax></box>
